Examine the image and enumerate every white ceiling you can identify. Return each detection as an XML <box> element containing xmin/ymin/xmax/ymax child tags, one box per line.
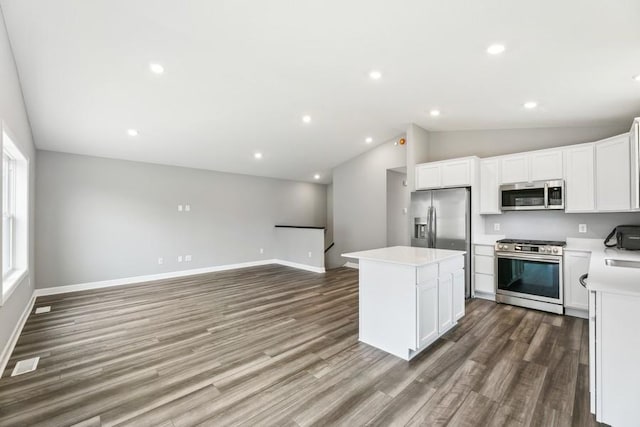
<box><xmin>2</xmin><ymin>0</ymin><xmax>640</xmax><ymax>183</ymax></box>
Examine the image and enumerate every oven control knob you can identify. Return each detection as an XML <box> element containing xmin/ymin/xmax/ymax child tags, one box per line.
<box><xmin>540</xmin><ymin>247</ymin><xmax>547</xmax><ymax>253</ymax></box>
<box><xmin>552</xmin><ymin>248</ymin><xmax>558</xmax><ymax>254</ymax></box>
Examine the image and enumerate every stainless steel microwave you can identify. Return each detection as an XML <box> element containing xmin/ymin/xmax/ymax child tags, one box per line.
<box><xmin>500</xmin><ymin>180</ymin><xmax>565</xmax><ymax>211</ymax></box>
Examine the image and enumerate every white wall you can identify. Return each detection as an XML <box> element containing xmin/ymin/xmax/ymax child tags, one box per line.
<box><xmin>422</xmin><ymin>124</ymin><xmax>629</xmax><ymax>162</ymax></box>
<box><xmin>36</xmin><ymin>151</ymin><xmax>327</xmax><ymax>287</ymax></box>
<box><xmin>328</xmin><ymin>138</ymin><xmax>406</xmax><ymax>268</ymax></box>
<box><xmin>0</xmin><ymin>7</ymin><xmax>37</xmax><ymax>358</ymax></box>
<box><xmin>386</xmin><ymin>170</ymin><xmax>410</xmax><ymax>246</ymax></box>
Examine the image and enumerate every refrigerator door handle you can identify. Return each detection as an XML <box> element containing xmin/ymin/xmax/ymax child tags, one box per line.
<box><xmin>431</xmin><ymin>206</ymin><xmax>437</xmax><ymax>248</ymax></box>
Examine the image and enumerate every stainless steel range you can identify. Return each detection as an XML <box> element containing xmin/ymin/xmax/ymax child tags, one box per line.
<box><xmin>494</xmin><ymin>239</ymin><xmax>566</xmax><ymax>314</ymax></box>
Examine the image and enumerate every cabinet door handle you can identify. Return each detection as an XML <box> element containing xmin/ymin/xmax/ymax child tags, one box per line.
<box><xmin>579</xmin><ymin>273</ymin><xmax>588</xmax><ymax>288</ymax></box>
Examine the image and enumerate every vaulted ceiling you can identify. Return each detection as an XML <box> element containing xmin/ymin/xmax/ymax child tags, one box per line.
<box><xmin>2</xmin><ymin>0</ymin><xmax>639</xmax><ymax>182</ymax></box>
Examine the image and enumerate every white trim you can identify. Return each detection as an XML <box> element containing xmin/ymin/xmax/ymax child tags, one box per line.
<box><xmin>0</xmin><ymin>291</ymin><xmax>35</xmax><ymax>379</ymax></box>
<box><xmin>343</xmin><ymin>262</ymin><xmax>359</xmax><ymax>269</ymax></box>
<box><xmin>564</xmin><ymin>307</ymin><xmax>588</xmax><ymax>319</ymax></box>
<box><xmin>276</xmin><ymin>260</ymin><xmax>325</xmax><ymax>274</ymax></box>
<box><xmin>473</xmin><ymin>291</ymin><xmax>496</xmax><ymax>302</ymax></box>
<box><xmin>35</xmin><ymin>259</ymin><xmax>325</xmax><ymax>297</ymax></box>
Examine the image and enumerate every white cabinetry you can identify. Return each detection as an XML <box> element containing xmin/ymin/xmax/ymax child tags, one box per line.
<box><xmin>479</xmin><ymin>159</ymin><xmax>501</xmax><ymax>214</ymax></box>
<box><xmin>530</xmin><ymin>150</ymin><xmax>564</xmax><ymax>181</ymax></box>
<box><xmin>452</xmin><ymin>270</ymin><xmax>465</xmax><ymax>321</ymax></box>
<box><xmin>500</xmin><ymin>155</ymin><xmax>529</xmax><ymax>184</ymax></box>
<box><xmin>564</xmin><ymin>144</ymin><xmax>595</xmax><ymax>212</ymax></box>
<box><xmin>595</xmin><ymin>134</ymin><xmax>631</xmax><ymax>211</ymax></box>
<box><xmin>592</xmin><ymin>290</ymin><xmax>640</xmax><ymax>426</ymax></box>
<box><xmin>629</xmin><ymin>119</ymin><xmax>639</xmax><ymax>210</ymax></box>
<box><xmin>473</xmin><ymin>244</ymin><xmax>495</xmax><ymax>298</ymax></box>
<box><xmin>415</xmin><ymin>157</ymin><xmax>477</xmax><ymax>190</ymax></box>
<box><xmin>416</xmin><ymin>279</ymin><xmax>438</xmax><ymax>348</ymax></box>
<box><xmin>563</xmin><ymin>250</ymin><xmax>590</xmax><ymax>312</ymax></box>
<box><xmin>437</xmin><ymin>275</ymin><xmax>453</xmax><ymax>333</ymax></box>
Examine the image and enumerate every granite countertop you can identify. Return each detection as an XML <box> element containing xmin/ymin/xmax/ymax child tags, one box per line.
<box><xmin>342</xmin><ymin>246</ymin><xmax>466</xmax><ymax>267</ymax></box>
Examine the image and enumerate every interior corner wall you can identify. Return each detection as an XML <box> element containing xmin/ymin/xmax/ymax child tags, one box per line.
<box><xmin>328</xmin><ymin>138</ymin><xmax>406</xmax><ymax>268</ymax></box>
<box><xmin>406</xmin><ymin>124</ymin><xmax>429</xmax><ymax>192</ymax></box>
<box><xmin>386</xmin><ymin>170</ymin><xmax>410</xmax><ymax>247</ymax></box>
<box><xmin>0</xmin><ymin>7</ymin><xmax>37</xmax><ymax>354</ymax></box>
<box><xmin>35</xmin><ymin>151</ymin><xmax>327</xmax><ymax>288</ymax></box>
<box><xmin>424</xmin><ymin>124</ymin><xmax>630</xmax><ymax>162</ymax></box>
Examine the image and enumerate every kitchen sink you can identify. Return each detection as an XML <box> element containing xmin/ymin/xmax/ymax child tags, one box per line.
<box><xmin>604</xmin><ymin>259</ymin><xmax>640</xmax><ymax>269</ymax></box>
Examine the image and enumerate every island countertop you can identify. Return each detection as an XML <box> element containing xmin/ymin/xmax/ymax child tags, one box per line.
<box><xmin>342</xmin><ymin>246</ymin><xmax>466</xmax><ymax>267</ymax></box>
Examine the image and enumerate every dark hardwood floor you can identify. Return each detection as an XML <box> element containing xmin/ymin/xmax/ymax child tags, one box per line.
<box><xmin>0</xmin><ymin>265</ymin><xmax>600</xmax><ymax>426</ymax></box>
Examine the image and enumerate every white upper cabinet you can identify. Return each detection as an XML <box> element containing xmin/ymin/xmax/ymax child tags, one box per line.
<box><xmin>530</xmin><ymin>150</ymin><xmax>564</xmax><ymax>181</ymax></box>
<box><xmin>630</xmin><ymin>119</ymin><xmax>640</xmax><ymax>211</ymax></box>
<box><xmin>564</xmin><ymin>144</ymin><xmax>595</xmax><ymax>212</ymax></box>
<box><xmin>416</xmin><ymin>164</ymin><xmax>441</xmax><ymax>189</ymax></box>
<box><xmin>415</xmin><ymin>157</ymin><xmax>476</xmax><ymax>190</ymax></box>
<box><xmin>595</xmin><ymin>134</ymin><xmax>631</xmax><ymax>211</ymax></box>
<box><xmin>500</xmin><ymin>155</ymin><xmax>529</xmax><ymax>184</ymax></box>
<box><xmin>479</xmin><ymin>159</ymin><xmax>501</xmax><ymax>214</ymax></box>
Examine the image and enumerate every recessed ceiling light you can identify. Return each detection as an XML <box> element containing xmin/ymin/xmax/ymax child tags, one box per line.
<box><xmin>487</xmin><ymin>44</ymin><xmax>506</xmax><ymax>55</ymax></box>
<box><xmin>633</xmin><ymin>74</ymin><xmax>640</xmax><ymax>81</ymax></box>
<box><xmin>127</xmin><ymin>129</ymin><xmax>138</xmax><ymax>136</ymax></box>
<box><xmin>524</xmin><ymin>101</ymin><xmax>538</xmax><ymax>109</ymax></box>
<box><xmin>369</xmin><ymin>70</ymin><xmax>382</xmax><ymax>80</ymax></box>
<box><xmin>254</xmin><ymin>152</ymin><xmax>263</xmax><ymax>159</ymax></box>
<box><xmin>365</xmin><ymin>137</ymin><xmax>373</xmax><ymax>144</ymax></box>
<box><xmin>313</xmin><ymin>174</ymin><xmax>321</xmax><ymax>180</ymax></box>
<box><xmin>430</xmin><ymin>110</ymin><xmax>441</xmax><ymax>117</ymax></box>
<box><xmin>302</xmin><ymin>115</ymin><xmax>311</xmax><ymax>123</ymax></box>
<box><xmin>149</xmin><ymin>63</ymin><xmax>164</xmax><ymax>74</ymax></box>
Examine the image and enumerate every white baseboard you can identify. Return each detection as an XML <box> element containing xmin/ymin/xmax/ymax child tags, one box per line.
<box><xmin>564</xmin><ymin>307</ymin><xmax>588</xmax><ymax>319</ymax></box>
<box><xmin>473</xmin><ymin>291</ymin><xmax>496</xmax><ymax>302</ymax></box>
<box><xmin>0</xmin><ymin>291</ymin><xmax>36</xmax><ymax>379</ymax></box>
<box><xmin>343</xmin><ymin>262</ymin><xmax>359</xmax><ymax>269</ymax></box>
<box><xmin>276</xmin><ymin>260</ymin><xmax>325</xmax><ymax>274</ymax></box>
<box><xmin>35</xmin><ymin>259</ymin><xmax>324</xmax><ymax>297</ymax></box>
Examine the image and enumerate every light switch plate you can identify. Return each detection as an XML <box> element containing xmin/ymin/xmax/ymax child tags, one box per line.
<box><xmin>579</xmin><ymin>224</ymin><xmax>587</xmax><ymax>233</ymax></box>
<box><xmin>158</xmin><ymin>257</ymin><xmax>164</xmax><ymax>265</ymax></box>
<box><xmin>494</xmin><ymin>223</ymin><xmax>501</xmax><ymax>231</ymax></box>
<box><xmin>185</xmin><ymin>255</ymin><xmax>192</xmax><ymax>262</ymax></box>
<box><xmin>177</xmin><ymin>204</ymin><xmax>183</xmax><ymax>212</ymax></box>
<box><xmin>177</xmin><ymin>256</ymin><xmax>183</xmax><ymax>263</ymax></box>
<box><xmin>185</xmin><ymin>204</ymin><xmax>191</xmax><ymax>212</ymax></box>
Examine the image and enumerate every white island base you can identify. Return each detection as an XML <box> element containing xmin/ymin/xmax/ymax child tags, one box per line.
<box><xmin>342</xmin><ymin>246</ymin><xmax>466</xmax><ymax>361</ymax></box>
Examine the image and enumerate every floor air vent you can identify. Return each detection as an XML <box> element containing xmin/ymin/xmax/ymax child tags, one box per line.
<box><xmin>11</xmin><ymin>357</ymin><xmax>40</xmax><ymax>377</ymax></box>
<box><xmin>35</xmin><ymin>306</ymin><xmax>51</xmax><ymax>314</ymax></box>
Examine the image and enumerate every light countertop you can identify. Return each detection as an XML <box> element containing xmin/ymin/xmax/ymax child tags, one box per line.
<box><xmin>566</xmin><ymin>238</ymin><xmax>640</xmax><ymax>296</ymax></box>
<box><xmin>473</xmin><ymin>234</ymin><xmax>505</xmax><ymax>246</ymax></box>
<box><xmin>342</xmin><ymin>246</ymin><xmax>465</xmax><ymax>267</ymax></box>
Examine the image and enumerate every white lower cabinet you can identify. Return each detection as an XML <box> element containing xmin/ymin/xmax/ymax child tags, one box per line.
<box><xmin>416</xmin><ymin>279</ymin><xmax>438</xmax><ymax>348</ymax></box>
<box><xmin>438</xmin><ymin>274</ymin><xmax>453</xmax><ymax>333</ymax></box>
<box><xmin>591</xmin><ymin>290</ymin><xmax>640</xmax><ymax>426</ymax></box>
<box><xmin>452</xmin><ymin>270</ymin><xmax>465</xmax><ymax>320</ymax></box>
<box><xmin>473</xmin><ymin>244</ymin><xmax>495</xmax><ymax>297</ymax></box>
<box><xmin>563</xmin><ymin>251</ymin><xmax>590</xmax><ymax>312</ymax></box>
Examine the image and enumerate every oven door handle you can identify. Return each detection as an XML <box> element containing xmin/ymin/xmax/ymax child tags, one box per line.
<box><xmin>495</xmin><ymin>252</ymin><xmax>561</xmax><ymax>263</ymax></box>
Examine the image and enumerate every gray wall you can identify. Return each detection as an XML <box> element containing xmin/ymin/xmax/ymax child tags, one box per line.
<box><xmin>386</xmin><ymin>170</ymin><xmax>410</xmax><ymax>246</ymax></box>
<box><xmin>484</xmin><ymin>211</ymin><xmax>640</xmax><ymax>241</ymax></box>
<box><xmin>326</xmin><ymin>183</ymin><xmax>333</xmax><ymax>248</ymax></box>
<box><xmin>329</xmin><ymin>138</ymin><xmax>406</xmax><ymax>268</ymax></box>
<box><xmin>275</xmin><ymin>228</ymin><xmax>325</xmax><ymax>269</ymax></box>
<box><xmin>422</xmin><ymin>124</ymin><xmax>630</xmax><ymax>163</ymax></box>
<box><xmin>0</xmin><ymin>7</ymin><xmax>37</xmax><ymax>354</ymax></box>
<box><xmin>36</xmin><ymin>151</ymin><xmax>327</xmax><ymax>287</ymax></box>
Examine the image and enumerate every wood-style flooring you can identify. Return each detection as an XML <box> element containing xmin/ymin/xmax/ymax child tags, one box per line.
<box><xmin>0</xmin><ymin>265</ymin><xmax>600</xmax><ymax>426</ymax></box>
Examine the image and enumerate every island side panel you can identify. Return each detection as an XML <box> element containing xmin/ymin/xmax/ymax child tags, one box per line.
<box><xmin>358</xmin><ymin>259</ymin><xmax>416</xmax><ymax>360</ymax></box>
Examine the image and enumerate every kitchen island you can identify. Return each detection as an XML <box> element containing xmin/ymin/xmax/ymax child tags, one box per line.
<box><xmin>342</xmin><ymin>246</ymin><xmax>466</xmax><ymax>360</ymax></box>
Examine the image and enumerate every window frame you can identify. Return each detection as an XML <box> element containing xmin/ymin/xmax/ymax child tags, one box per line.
<box><xmin>1</xmin><ymin>124</ymin><xmax>29</xmax><ymax>306</ymax></box>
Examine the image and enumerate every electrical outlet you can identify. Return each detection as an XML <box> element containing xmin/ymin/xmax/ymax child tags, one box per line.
<box><xmin>259</xmin><ymin>248</ymin><xmax>264</xmax><ymax>254</ymax></box>
<box><xmin>185</xmin><ymin>204</ymin><xmax>191</xmax><ymax>212</ymax></box>
<box><xmin>177</xmin><ymin>204</ymin><xmax>183</xmax><ymax>212</ymax></box>
<box><xmin>158</xmin><ymin>257</ymin><xmax>164</xmax><ymax>265</ymax></box>
<box><xmin>185</xmin><ymin>255</ymin><xmax>192</xmax><ymax>262</ymax></box>
<box><xmin>494</xmin><ymin>223</ymin><xmax>501</xmax><ymax>231</ymax></box>
<box><xmin>177</xmin><ymin>255</ymin><xmax>183</xmax><ymax>263</ymax></box>
<box><xmin>308</xmin><ymin>251</ymin><xmax>312</xmax><ymax>258</ymax></box>
<box><xmin>402</xmin><ymin>207</ymin><xmax>408</xmax><ymax>214</ymax></box>
<box><xmin>579</xmin><ymin>224</ymin><xmax>587</xmax><ymax>233</ymax></box>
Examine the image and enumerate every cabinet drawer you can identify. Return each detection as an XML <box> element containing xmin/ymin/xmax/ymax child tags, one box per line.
<box><xmin>417</xmin><ymin>264</ymin><xmax>439</xmax><ymax>283</ymax></box>
<box><xmin>440</xmin><ymin>257</ymin><xmax>464</xmax><ymax>274</ymax></box>
<box><xmin>474</xmin><ymin>245</ymin><xmax>494</xmax><ymax>257</ymax></box>
<box><xmin>474</xmin><ymin>273</ymin><xmax>494</xmax><ymax>293</ymax></box>
<box><xmin>474</xmin><ymin>256</ymin><xmax>494</xmax><ymax>275</ymax></box>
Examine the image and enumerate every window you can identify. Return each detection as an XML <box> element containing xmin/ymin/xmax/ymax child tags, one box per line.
<box><xmin>1</xmin><ymin>128</ymin><xmax>28</xmax><ymax>305</ymax></box>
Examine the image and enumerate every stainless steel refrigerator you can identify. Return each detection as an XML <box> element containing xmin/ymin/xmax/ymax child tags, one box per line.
<box><xmin>410</xmin><ymin>188</ymin><xmax>471</xmax><ymax>298</ymax></box>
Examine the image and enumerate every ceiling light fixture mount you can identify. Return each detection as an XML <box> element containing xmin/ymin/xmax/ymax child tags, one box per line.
<box><xmin>313</xmin><ymin>174</ymin><xmax>321</xmax><ymax>180</ymax></box>
<box><xmin>254</xmin><ymin>152</ymin><xmax>263</xmax><ymax>159</ymax></box>
<box><xmin>487</xmin><ymin>44</ymin><xmax>506</xmax><ymax>55</ymax></box>
<box><xmin>430</xmin><ymin>109</ymin><xmax>441</xmax><ymax>117</ymax></box>
<box><xmin>634</xmin><ymin>74</ymin><xmax>640</xmax><ymax>81</ymax></box>
<box><xmin>369</xmin><ymin>70</ymin><xmax>382</xmax><ymax>80</ymax></box>
<box><xmin>149</xmin><ymin>63</ymin><xmax>164</xmax><ymax>74</ymax></box>
<box><xmin>523</xmin><ymin>101</ymin><xmax>538</xmax><ymax>109</ymax></box>
<box><xmin>365</xmin><ymin>137</ymin><xmax>373</xmax><ymax>144</ymax></box>
<box><xmin>127</xmin><ymin>129</ymin><xmax>138</xmax><ymax>136</ymax></box>
<box><xmin>302</xmin><ymin>115</ymin><xmax>311</xmax><ymax>123</ymax></box>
